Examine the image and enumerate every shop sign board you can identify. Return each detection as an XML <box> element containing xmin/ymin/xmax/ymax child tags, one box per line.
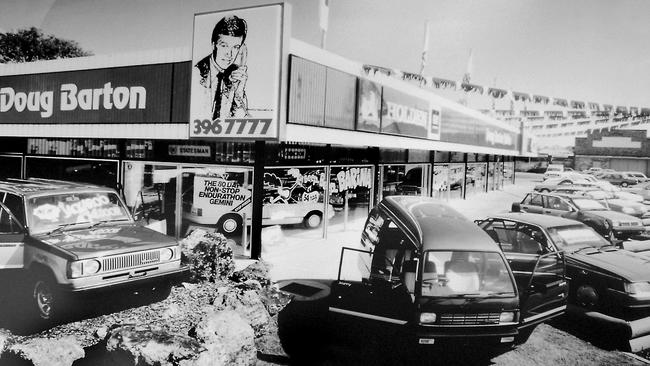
<box><xmin>189</xmin><ymin>4</ymin><xmax>288</xmax><ymax>141</ymax></box>
<box><xmin>440</xmin><ymin>107</ymin><xmax>519</xmax><ymax>150</ymax></box>
<box><xmin>380</xmin><ymin>87</ymin><xmax>429</xmax><ymax>138</ymax></box>
<box><xmin>355</xmin><ymin>79</ymin><xmax>382</xmax><ymax>132</ymax></box>
<box><xmin>168</xmin><ymin>144</ymin><xmax>212</xmax><ymax>158</ymax></box>
<box><xmin>0</xmin><ymin>64</ymin><xmax>172</xmax><ymax>123</ymax></box>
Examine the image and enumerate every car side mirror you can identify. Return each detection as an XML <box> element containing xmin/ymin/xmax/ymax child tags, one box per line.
<box><xmin>511</xmin><ymin>202</ymin><xmax>521</xmax><ymax>212</ymax></box>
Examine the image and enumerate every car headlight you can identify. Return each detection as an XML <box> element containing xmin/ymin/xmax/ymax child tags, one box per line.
<box><xmin>499</xmin><ymin>311</ymin><xmax>517</xmax><ymax>323</ymax></box>
<box><xmin>625</xmin><ymin>282</ymin><xmax>650</xmax><ymax>298</ymax></box>
<box><xmin>68</xmin><ymin>259</ymin><xmax>101</xmax><ymax>278</ymax></box>
<box><xmin>160</xmin><ymin>247</ymin><xmax>175</xmax><ymax>261</ymax></box>
<box><xmin>419</xmin><ymin>312</ymin><xmax>437</xmax><ymax>324</ymax></box>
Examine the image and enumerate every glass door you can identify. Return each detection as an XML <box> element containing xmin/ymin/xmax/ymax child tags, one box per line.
<box><xmin>122</xmin><ymin>162</ymin><xmax>180</xmax><ymax>237</ymax></box>
<box><xmin>179</xmin><ymin>165</ymin><xmax>253</xmax><ymax>258</ymax></box>
<box><xmin>328</xmin><ymin>165</ymin><xmax>374</xmax><ymax>235</ymax></box>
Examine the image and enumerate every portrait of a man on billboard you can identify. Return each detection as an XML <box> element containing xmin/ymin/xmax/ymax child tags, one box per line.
<box><xmin>194</xmin><ymin>15</ymin><xmax>249</xmax><ymax>119</ymax></box>
<box><xmin>190</xmin><ymin>5</ymin><xmax>285</xmax><ymax>139</ymax></box>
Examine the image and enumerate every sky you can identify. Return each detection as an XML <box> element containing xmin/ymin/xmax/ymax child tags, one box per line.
<box><xmin>1</xmin><ymin>0</ymin><xmax>649</xmax><ymax>109</ymax></box>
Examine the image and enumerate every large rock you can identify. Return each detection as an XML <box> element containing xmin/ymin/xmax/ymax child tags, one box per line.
<box><xmin>191</xmin><ymin>309</ymin><xmax>256</xmax><ymax>366</ymax></box>
<box><xmin>255</xmin><ymin>315</ymin><xmax>287</xmax><ymax>359</ymax></box>
<box><xmin>105</xmin><ymin>325</ymin><xmax>204</xmax><ymax>366</ymax></box>
<box><xmin>9</xmin><ymin>336</ymin><xmax>84</xmax><ymax>366</ymax></box>
<box><xmin>230</xmin><ymin>261</ymin><xmax>271</xmax><ymax>288</ymax></box>
<box><xmin>212</xmin><ymin>288</ymin><xmax>270</xmax><ymax>336</ymax></box>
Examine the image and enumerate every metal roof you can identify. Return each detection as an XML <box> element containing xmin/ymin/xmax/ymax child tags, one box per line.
<box><xmin>379</xmin><ymin>196</ymin><xmax>502</xmax><ymax>252</ymax></box>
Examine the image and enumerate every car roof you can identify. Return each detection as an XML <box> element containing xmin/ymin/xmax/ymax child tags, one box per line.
<box><xmin>0</xmin><ymin>178</ymin><xmax>108</xmax><ymax>197</ymax></box>
<box><xmin>490</xmin><ymin>212</ymin><xmax>583</xmax><ymax>228</ymax></box>
<box><xmin>379</xmin><ymin>196</ymin><xmax>500</xmax><ymax>252</ymax></box>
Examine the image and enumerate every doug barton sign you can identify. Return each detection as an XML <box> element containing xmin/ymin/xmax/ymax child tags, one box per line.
<box><xmin>0</xmin><ymin>64</ymin><xmax>173</xmax><ymax>124</ymax></box>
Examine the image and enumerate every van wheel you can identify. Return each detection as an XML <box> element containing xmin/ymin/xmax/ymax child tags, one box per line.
<box><xmin>303</xmin><ymin>212</ymin><xmax>322</xmax><ymax>229</ymax></box>
<box><xmin>31</xmin><ymin>273</ymin><xmax>60</xmax><ymax>321</ymax></box>
<box><xmin>217</xmin><ymin>213</ymin><xmax>243</xmax><ymax>236</ymax></box>
<box><xmin>575</xmin><ymin>285</ymin><xmax>599</xmax><ymax>310</ymax></box>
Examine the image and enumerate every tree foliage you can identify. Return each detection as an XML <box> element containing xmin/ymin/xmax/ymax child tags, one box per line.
<box><xmin>0</xmin><ymin>27</ymin><xmax>92</xmax><ymax>63</ymax></box>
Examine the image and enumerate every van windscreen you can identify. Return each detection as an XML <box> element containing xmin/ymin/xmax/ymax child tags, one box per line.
<box><xmin>421</xmin><ymin>251</ymin><xmax>515</xmax><ymax>297</ymax></box>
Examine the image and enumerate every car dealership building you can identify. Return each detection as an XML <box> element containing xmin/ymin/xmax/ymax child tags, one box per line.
<box><xmin>0</xmin><ymin>4</ymin><xmax>534</xmax><ymax>259</ymax></box>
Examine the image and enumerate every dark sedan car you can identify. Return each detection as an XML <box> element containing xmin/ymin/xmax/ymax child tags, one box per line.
<box><xmin>512</xmin><ymin>192</ymin><xmax>644</xmax><ymax>242</ymax></box>
<box><xmin>477</xmin><ymin>213</ymin><xmax>650</xmax><ymax>320</ymax></box>
<box><xmin>596</xmin><ymin>172</ymin><xmax>638</xmax><ymax>187</ymax></box>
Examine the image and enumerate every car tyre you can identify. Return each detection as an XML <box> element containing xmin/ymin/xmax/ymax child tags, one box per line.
<box><xmin>216</xmin><ymin>213</ymin><xmax>243</xmax><ymax>236</ymax></box>
<box><xmin>303</xmin><ymin>211</ymin><xmax>323</xmax><ymax>229</ymax></box>
<box><xmin>621</xmin><ymin>182</ymin><xmax>629</xmax><ymax>188</ymax></box>
<box><xmin>540</xmin><ymin>189</ymin><xmax>550</xmax><ymax>193</ymax></box>
<box><xmin>31</xmin><ymin>272</ymin><xmax>61</xmax><ymax>322</ymax></box>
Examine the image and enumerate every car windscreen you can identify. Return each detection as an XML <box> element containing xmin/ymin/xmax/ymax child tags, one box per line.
<box><xmin>420</xmin><ymin>251</ymin><xmax>515</xmax><ymax>297</ymax></box>
<box><xmin>586</xmin><ymin>191</ymin><xmax>614</xmax><ymax>200</ymax></box>
<box><xmin>27</xmin><ymin>191</ymin><xmax>131</xmax><ymax>234</ymax></box>
<box><xmin>572</xmin><ymin>198</ymin><xmax>607</xmax><ymax>211</ymax></box>
<box><xmin>546</xmin><ymin>225</ymin><xmax>610</xmax><ymax>249</ymax></box>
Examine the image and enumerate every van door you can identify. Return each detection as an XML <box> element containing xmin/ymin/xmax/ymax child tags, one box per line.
<box><xmin>479</xmin><ymin>219</ymin><xmax>567</xmax><ymax>326</ymax></box>
<box><xmin>330</xmin><ymin>211</ymin><xmax>414</xmax><ymax>331</ymax></box>
<box><xmin>0</xmin><ymin>201</ymin><xmax>25</xmax><ymax>269</ymax></box>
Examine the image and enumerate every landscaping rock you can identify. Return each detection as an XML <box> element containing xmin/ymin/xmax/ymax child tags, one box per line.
<box><xmin>9</xmin><ymin>336</ymin><xmax>84</xmax><ymax>366</ymax></box>
<box><xmin>230</xmin><ymin>261</ymin><xmax>271</xmax><ymax>288</ymax></box>
<box><xmin>105</xmin><ymin>325</ymin><xmax>204</xmax><ymax>366</ymax></box>
<box><xmin>192</xmin><ymin>309</ymin><xmax>256</xmax><ymax>366</ymax></box>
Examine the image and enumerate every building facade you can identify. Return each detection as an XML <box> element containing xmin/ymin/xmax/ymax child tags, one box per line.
<box><xmin>0</xmin><ymin>4</ymin><xmax>532</xmax><ymax>259</ymax></box>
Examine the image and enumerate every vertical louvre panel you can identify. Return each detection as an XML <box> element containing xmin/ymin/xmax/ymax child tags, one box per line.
<box><xmin>324</xmin><ymin>68</ymin><xmax>356</xmax><ymax>130</ymax></box>
<box><xmin>288</xmin><ymin>56</ymin><xmax>326</xmax><ymax>126</ymax></box>
<box><xmin>102</xmin><ymin>250</ymin><xmax>161</xmax><ymax>272</ymax></box>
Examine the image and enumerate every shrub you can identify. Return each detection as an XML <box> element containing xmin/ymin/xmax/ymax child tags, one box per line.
<box><xmin>180</xmin><ymin>229</ymin><xmax>235</xmax><ymax>282</ymax></box>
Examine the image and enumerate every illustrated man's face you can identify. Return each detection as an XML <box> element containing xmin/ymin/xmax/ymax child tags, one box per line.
<box><xmin>212</xmin><ymin>35</ymin><xmax>244</xmax><ymax>70</ymax></box>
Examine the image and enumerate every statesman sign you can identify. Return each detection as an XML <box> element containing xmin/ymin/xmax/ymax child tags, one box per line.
<box><xmin>168</xmin><ymin>144</ymin><xmax>212</xmax><ymax>158</ymax></box>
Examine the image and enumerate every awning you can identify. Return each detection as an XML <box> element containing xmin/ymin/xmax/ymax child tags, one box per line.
<box><xmin>533</xmin><ymin>95</ymin><xmax>550</xmax><ymax>104</ymax></box>
<box><xmin>431</xmin><ymin>77</ymin><xmax>456</xmax><ymax>90</ymax></box>
<box><xmin>460</xmin><ymin>82</ymin><xmax>484</xmax><ymax>94</ymax></box>
<box><xmin>512</xmin><ymin>91</ymin><xmax>531</xmax><ymax>102</ymax></box>
<box><xmin>487</xmin><ymin>87</ymin><xmax>508</xmax><ymax>98</ymax></box>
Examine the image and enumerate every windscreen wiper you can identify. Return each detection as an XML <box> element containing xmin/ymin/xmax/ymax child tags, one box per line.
<box><xmin>46</xmin><ymin>222</ymin><xmax>88</xmax><ymax>235</ymax></box>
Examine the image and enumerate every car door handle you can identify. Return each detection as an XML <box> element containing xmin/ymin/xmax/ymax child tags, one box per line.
<box><xmin>544</xmin><ymin>210</ymin><xmax>552</xmax><ymax>213</ymax></box>
<box><xmin>580</xmin><ymin>270</ymin><xmax>587</xmax><ymax>275</ymax></box>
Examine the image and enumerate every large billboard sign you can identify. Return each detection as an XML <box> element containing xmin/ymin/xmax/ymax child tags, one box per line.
<box><xmin>380</xmin><ymin>87</ymin><xmax>429</xmax><ymax>138</ymax></box>
<box><xmin>0</xmin><ymin>65</ymin><xmax>173</xmax><ymax>124</ymax></box>
<box><xmin>189</xmin><ymin>4</ymin><xmax>287</xmax><ymax>141</ymax></box>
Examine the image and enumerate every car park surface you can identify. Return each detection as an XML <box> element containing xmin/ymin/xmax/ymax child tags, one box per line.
<box><xmin>478</xmin><ymin>213</ymin><xmax>650</xmax><ymax>320</ymax></box>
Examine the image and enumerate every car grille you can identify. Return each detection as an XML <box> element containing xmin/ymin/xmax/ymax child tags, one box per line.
<box><xmin>102</xmin><ymin>250</ymin><xmax>160</xmax><ymax>272</ymax></box>
<box><xmin>439</xmin><ymin>313</ymin><xmax>501</xmax><ymax>325</ymax></box>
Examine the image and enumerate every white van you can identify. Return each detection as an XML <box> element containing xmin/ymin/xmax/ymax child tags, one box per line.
<box><xmin>543</xmin><ymin>164</ymin><xmax>564</xmax><ymax>180</ymax></box>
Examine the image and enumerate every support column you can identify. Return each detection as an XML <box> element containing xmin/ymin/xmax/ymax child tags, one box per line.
<box><xmin>251</xmin><ymin>140</ymin><xmax>265</xmax><ymax>260</ymax></box>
